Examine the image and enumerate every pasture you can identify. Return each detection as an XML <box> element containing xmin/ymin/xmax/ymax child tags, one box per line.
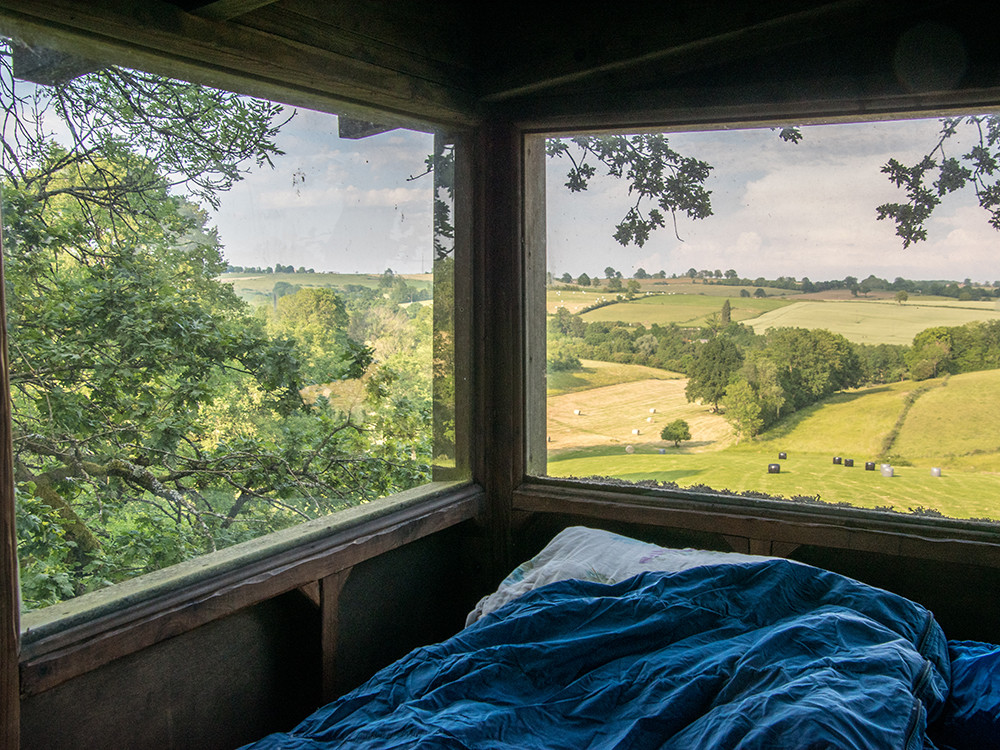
<box><xmin>547</xmin><ymin>359</ymin><xmax>681</xmax><ymax>397</ymax></box>
<box><xmin>221</xmin><ymin>271</ymin><xmax>433</xmax><ymax>305</ymax></box>
<box><xmin>747</xmin><ymin>299</ymin><xmax>1000</xmax><ymax>345</ymax></box>
<box><xmin>546</xmin><ymin>368</ymin><xmax>1000</xmax><ymax>521</ymax></box>
<box><xmin>546</xmin><ymin>449</ymin><xmax>1000</xmax><ymax>520</ymax></box>
<box><xmin>579</xmin><ymin>293</ymin><xmax>792</xmax><ymax>327</ymax></box>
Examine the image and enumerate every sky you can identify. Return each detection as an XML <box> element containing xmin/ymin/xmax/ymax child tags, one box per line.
<box><xmin>210</xmin><ymin>107</ymin><xmax>438</xmax><ymax>275</ymax></box>
<box><xmin>211</xmin><ymin>108</ymin><xmax>999</xmax><ymax>283</ymax></box>
<box><xmin>546</xmin><ymin>118</ymin><xmax>1000</xmax><ymax>284</ymax></box>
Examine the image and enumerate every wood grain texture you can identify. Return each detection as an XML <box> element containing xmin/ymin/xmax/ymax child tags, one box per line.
<box><xmin>0</xmin><ymin>181</ymin><xmax>20</xmax><ymax>750</ymax></box>
<box><xmin>513</xmin><ymin>481</ymin><xmax>1000</xmax><ymax>568</ymax></box>
<box><xmin>0</xmin><ymin>0</ymin><xmax>478</xmax><ymax>127</ymax></box>
<box><xmin>19</xmin><ymin>486</ymin><xmax>482</xmax><ymax>696</ymax></box>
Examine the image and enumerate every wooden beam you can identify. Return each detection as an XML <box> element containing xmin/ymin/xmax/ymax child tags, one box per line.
<box><xmin>0</xmin><ymin>187</ymin><xmax>20</xmax><ymax>750</ymax></box>
<box><xmin>187</xmin><ymin>0</ymin><xmax>280</xmax><ymax>22</ymax></box>
<box><xmin>513</xmin><ymin>481</ymin><xmax>1000</xmax><ymax>568</ymax></box>
<box><xmin>0</xmin><ymin>0</ymin><xmax>478</xmax><ymax>128</ymax></box>
<box><xmin>319</xmin><ymin>568</ymin><xmax>350</xmax><ymax>702</ymax></box>
<box><xmin>479</xmin><ymin>0</ymin><xmax>947</xmax><ymax>103</ymax></box>
<box><xmin>18</xmin><ymin>484</ymin><xmax>482</xmax><ymax>697</ymax></box>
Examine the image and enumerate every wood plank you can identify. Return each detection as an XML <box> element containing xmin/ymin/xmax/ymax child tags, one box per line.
<box><xmin>513</xmin><ymin>482</ymin><xmax>1000</xmax><ymax>568</ymax></box>
<box><xmin>19</xmin><ymin>485</ymin><xmax>483</xmax><ymax>696</ymax></box>
<box><xmin>0</xmin><ymin>0</ymin><xmax>478</xmax><ymax>127</ymax></box>
<box><xmin>479</xmin><ymin>0</ymin><xmax>943</xmax><ymax>102</ymax></box>
<box><xmin>319</xmin><ymin>568</ymin><xmax>350</xmax><ymax>703</ymax></box>
<box><xmin>523</xmin><ymin>134</ymin><xmax>548</xmax><ymax>477</ymax></box>
<box><xmin>188</xmin><ymin>0</ymin><xmax>281</xmax><ymax>22</ymax></box>
<box><xmin>0</xmin><ymin>184</ymin><xmax>20</xmax><ymax>750</ymax></box>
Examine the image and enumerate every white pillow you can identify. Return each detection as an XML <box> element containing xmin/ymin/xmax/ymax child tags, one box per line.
<box><xmin>466</xmin><ymin>526</ymin><xmax>779</xmax><ymax>625</ymax></box>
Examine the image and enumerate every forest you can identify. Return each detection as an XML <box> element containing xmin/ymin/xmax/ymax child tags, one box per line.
<box><xmin>1</xmin><ymin>45</ymin><xmax>442</xmax><ymax>610</ymax></box>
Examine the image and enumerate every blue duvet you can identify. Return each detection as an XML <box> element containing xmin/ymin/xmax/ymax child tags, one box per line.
<box><xmin>243</xmin><ymin>560</ymin><xmax>951</xmax><ymax>749</ymax></box>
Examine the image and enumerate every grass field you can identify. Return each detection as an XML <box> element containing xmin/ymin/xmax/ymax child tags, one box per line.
<box><xmin>546</xmin><ymin>368</ymin><xmax>1000</xmax><ymax>520</ymax></box>
<box><xmin>547</xmin><ymin>449</ymin><xmax>1000</xmax><ymax>519</ymax></box>
<box><xmin>220</xmin><ymin>271</ymin><xmax>433</xmax><ymax>305</ymax></box>
<box><xmin>579</xmin><ymin>294</ymin><xmax>793</xmax><ymax>327</ymax></box>
<box><xmin>547</xmin><ymin>359</ymin><xmax>681</xmax><ymax>396</ymax></box>
<box><xmin>747</xmin><ymin>299</ymin><xmax>1000</xmax><ymax>345</ymax></box>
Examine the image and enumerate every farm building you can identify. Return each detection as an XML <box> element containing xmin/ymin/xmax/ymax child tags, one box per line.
<box><xmin>1</xmin><ymin>1</ymin><xmax>999</xmax><ymax>747</ymax></box>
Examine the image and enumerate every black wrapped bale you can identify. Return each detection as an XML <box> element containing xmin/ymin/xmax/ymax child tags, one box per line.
<box><xmin>833</xmin><ymin>456</ymin><xmax>842</xmax><ymax>464</ymax></box>
<box><xmin>768</xmin><ymin>463</ymin><xmax>781</xmax><ymax>474</ymax></box>
<box><xmin>844</xmin><ymin>458</ymin><xmax>854</xmax><ymax>467</ymax></box>
<box><xmin>778</xmin><ymin>452</ymin><xmax>787</xmax><ymax>459</ymax></box>
<box><xmin>865</xmin><ymin>462</ymin><xmax>876</xmax><ymax>471</ymax></box>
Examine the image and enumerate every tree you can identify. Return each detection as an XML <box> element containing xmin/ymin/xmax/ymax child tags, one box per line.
<box><xmin>607</xmin><ymin>277</ymin><xmax>623</xmax><ymax>291</ymax></box>
<box><xmin>625</xmin><ymin>279</ymin><xmax>641</xmax><ymax>297</ymax></box>
<box><xmin>722</xmin><ymin>380</ymin><xmax>763</xmax><ymax>440</ymax></box>
<box><xmin>895</xmin><ymin>290</ymin><xmax>909</xmax><ymax>304</ymax></box>
<box><xmin>720</xmin><ymin>299</ymin><xmax>732</xmax><ymax>325</ymax></box>
<box><xmin>753</xmin><ymin>288</ymin><xmax>767</xmax><ymax>298</ymax></box>
<box><xmin>878</xmin><ymin>116</ymin><xmax>1000</xmax><ymax>247</ymax></box>
<box><xmin>685</xmin><ymin>337</ymin><xmax>743</xmax><ymax>411</ymax></box>
<box><xmin>660</xmin><ymin>419</ymin><xmax>691</xmax><ymax>447</ymax></box>
<box><xmin>577</xmin><ymin>272</ymin><xmax>591</xmax><ymax>286</ymax></box>
<box><xmin>1</xmin><ymin>49</ymin><xmax>428</xmax><ymax>607</ymax></box>
<box><xmin>604</xmin><ymin>266</ymin><xmax>618</xmax><ymax>279</ymax></box>
<box><xmin>634</xmin><ymin>267</ymin><xmax>649</xmax><ymax>279</ymax></box>
<box><xmin>724</xmin><ymin>269</ymin><xmax>738</xmax><ymax>279</ymax></box>
<box><xmin>560</xmin><ymin>272</ymin><xmax>573</xmax><ymax>283</ymax></box>
<box><xmin>548</xmin><ymin>135</ymin><xmax>712</xmax><ymax>246</ymax></box>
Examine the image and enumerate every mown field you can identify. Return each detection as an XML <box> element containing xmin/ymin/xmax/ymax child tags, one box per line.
<box><xmin>546</xmin><ymin>369</ymin><xmax>1000</xmax><ymax>520</ymax></box>
<box><xmin>747</xmin><ymin>299</ymin><xmax>1000</xmax><ymax>345</ymax></box>
<box><xmin>580</xmin><ymin>294</ymin><xmax>793</xmax><ymax>326</ymax></box>
<box><xmin>221</xmin><ymin>271</ymin><xmax>433</xmax><ymax>305</ymax></box>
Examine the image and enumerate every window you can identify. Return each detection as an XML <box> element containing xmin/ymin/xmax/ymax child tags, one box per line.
<box><xmin>537</xmin><ymin>117</ymin><xmax>1000</xmax><ymax>523</ymax></box>
<box><xmin>1</xmin><ymin>38</ymin><xmax>464</xmax><ymax>612</ymax></box>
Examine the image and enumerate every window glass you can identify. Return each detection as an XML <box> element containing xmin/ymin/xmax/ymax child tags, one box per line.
<box><xmin>1</xmin><ymin>39</ymin><xmax>460</xmax><ymax>611</ymax></box>
<box><xmin>542</xmin><ymin>118</ymin><xmax>1000</xmax><ymax>523</ymax></box>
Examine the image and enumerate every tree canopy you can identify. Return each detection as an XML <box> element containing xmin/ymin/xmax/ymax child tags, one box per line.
<box><xmin>1</xmin><ymin>44</ymin><xmax>433</xmax><ymax>608</ymax></box>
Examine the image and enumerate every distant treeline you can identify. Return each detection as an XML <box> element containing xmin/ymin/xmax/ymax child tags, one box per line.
<box><xmin>553</xmin><ymin>269</ymin><xmax>1000</xmax><ymax>300</ymax></box>
<box><xmin>548</xmin><ymin>307</ymin><xmax>1000</xmax><ymax>437</ymax></box>
<box><xmin>225</xmin><ymin>263</ymin><xmax>317</xmax><ymax>274</ymax></box>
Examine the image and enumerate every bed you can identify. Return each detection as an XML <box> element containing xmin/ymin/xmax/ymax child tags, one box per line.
<box><xmin>240</xmin><ymin>526</ymin><xmax>1000</xmax><ymax>749</ymax></box>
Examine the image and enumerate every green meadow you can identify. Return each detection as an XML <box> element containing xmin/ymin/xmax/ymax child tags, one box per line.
<box><xmin>546</xmin><ymin>369</ymin><xmax>1000</xmax><ymax>521</ymax></box>
<box><xmin>221</xmin><ymin>271</ymin><xmax>433</xmax><ymax>305</ymax></box>
<box><xmin>748</xmin><ymin>299</ymin><xmax>1000</xmax><ymax>345</ymax></box>
<box><xmin>580</xmin><ymin>294</ymin><xmax>793</xmax><ymax>326</ymax></box>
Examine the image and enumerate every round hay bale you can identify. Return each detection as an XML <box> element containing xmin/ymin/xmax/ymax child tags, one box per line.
<box><xmin>625</xmin><ymin>445</ymin><xmax>635</xmax><ymax>454</ymax></box>
<box><xmin>658</xmin><ymin>448</ymin><xmax>666</xmax><ymax>454</ymax></box>
<box><xmin>649</xmin><ymin>408</ymin><xmax>656</xmax><ymax>414</ymax></box>
<box><xmin>573</xmin><ymin>409</ymin><xmax>581</xmax><ymax>415</ymax></box>
<box><xmin>931</xmin><ymin>467</ymin><xmax>942</xmax><ymax>477</ymax></box>
<box><xmin>631</xmin><ymin>428</ymin><xmax>640</xmax><ymax>435</ymax></box>
<box><xmin>880</xmin><ymin>465</ymin><xmax>894</xmax><ymax>477</ymax></box>
<box><xmin>646</xmin><ymin>416</ymin><xmax>653</xmax><ymax>423</ymax></box>
<box><xmin>768</xmin><ymin>463</ymin><xmax>781</xmax><ymax>474</ymax></box>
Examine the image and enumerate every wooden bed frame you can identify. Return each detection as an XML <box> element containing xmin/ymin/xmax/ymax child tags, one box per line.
<box><xmin>1</xmin><ymin>2</ymin><xmax>998</xmax><ymax>747</ymax></box>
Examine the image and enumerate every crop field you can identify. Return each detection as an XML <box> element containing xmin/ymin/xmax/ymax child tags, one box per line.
<box><xmin>546</xmin><ymin>369</ymin><xmax>1000</xmax><ymax>521</ymax></box>
<box><xmin>747</xmin><ymin>299</ymin><xmax>1000</xmax><ymax>345</ymax></box>
<box><xmin>221</xmin><ymin>271</ymin><xmax>433</xmax><ymax>305</ymax></box>
<box><xmin>579</xmin><ymin>294</ymin><xmax>793</xmax><ymax>326</ymax></box>
<box><xmin>547</xmin><ymin>376</ymin><xmax>735</xmax><ymax>453</ymax></box>
<box><xmin>547</xmin><ymin>359</ymin><xmax>682</xmax><ymax>397</ymax></box>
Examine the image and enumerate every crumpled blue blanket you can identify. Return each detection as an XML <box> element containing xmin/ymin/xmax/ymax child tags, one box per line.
<box><xmin>242</xmin><ymin>560</ymin><xmax>951</xmax><ymax>749</ymax></box>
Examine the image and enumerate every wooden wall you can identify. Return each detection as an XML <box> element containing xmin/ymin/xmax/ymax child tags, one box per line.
<box><xmin>18</xmin><ymin>523</ymin><xmax>484</xmax><ymax>750</ymax></box>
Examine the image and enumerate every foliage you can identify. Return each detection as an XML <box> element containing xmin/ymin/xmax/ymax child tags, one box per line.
<box><xmin>2</xmin><ymin>50</ymin><xmax>435</xmax><ymax>609</ymax></box>
<box><xmin>877</xmin><ymin>115</ymin><xmax>1000</xmax><ymax>246</ymax></box>
<box><xmin>685</xmin><ymin>336</ymin><xmax>743</xmax><ymax>411</ymax></box>
<box><xmin>547</xmin><ymin>135</ymin><xmax>713</xmax><ymax>246</ymax></box>
<box><xmin>659</xmin><ymin>419</ymin><xmax>691</xmax><ymax>447</ymax></box>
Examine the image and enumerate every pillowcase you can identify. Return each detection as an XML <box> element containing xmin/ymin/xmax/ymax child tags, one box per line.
<box><xmin>464</xmin><ymin>525</ymin><xmax>780</xmax><ymax>625</ymax></box>
<box><xmin>930</xmin><ymin>640</ymin><xmax>1000</xmax><ymax>750</ymax></box>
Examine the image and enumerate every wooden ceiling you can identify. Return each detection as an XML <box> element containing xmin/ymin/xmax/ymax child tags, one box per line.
<box><xmin>0</xmin><ymin>0</ymin><xmax>998</xmax><ymax>130</ymax></box>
